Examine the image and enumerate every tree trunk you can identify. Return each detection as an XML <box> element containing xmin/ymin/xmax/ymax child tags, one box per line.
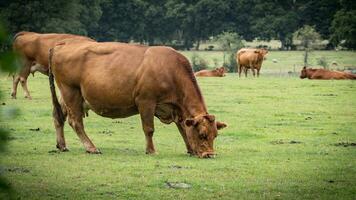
<box><xmin>195</xmin><ymin>39</ymin><xmax>200</xmax><ymax>50</ymax></box>
<box><xmin>304</xmin><ymin>50</ymin><xmax>309</xmax><ymax>66</ymax></box>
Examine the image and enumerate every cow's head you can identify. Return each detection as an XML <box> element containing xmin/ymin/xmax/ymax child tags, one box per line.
<box><xmin>300</xmin><ymin>66</ymin><xmax>307</xmax><ymax>79</ymax></box>
<box><xmin>255</xmin><ymin>49</ymin><xmax>268</xmax><ymax>60</ymax></box>
<box><xmin>184</xmin><ymin>114</ymin><xmax>227</xmax><ymax>158</ymax></box>
<box><xmin>216</xmin><ymin>67</ymin><xmax>226</xmax><ymax>77</ymax></box>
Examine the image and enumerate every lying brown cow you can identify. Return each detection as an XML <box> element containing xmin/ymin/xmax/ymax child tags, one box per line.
<box><xmin>300</xmin><ymin>67</ymin><xmax>356</xmax><ymax>80</ymax></box>
<box><xmin>12</xmin><ymin>31</ymin><xmax>93</xmax><ymax>99</ymax></box>
<box><xmin>236</xmin><ymin>48</ymin><xmax>268</xmax><ymax>77</ymax></box>
<box><xmin>194</xmin><ymin>67</ymin><xmax>227</xmax><ymax>77</ymax></box>
<box><xmin>49</xmin><ymin>40</ymin><xmax>227</xmax><ymax>158</ymax></box>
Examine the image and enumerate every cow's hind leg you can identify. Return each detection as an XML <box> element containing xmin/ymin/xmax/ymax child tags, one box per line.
<box><xmin>137</xmin><ymin>100</ymin><xmax>156</xmax><ymax>154</ymax></box>
<box><xmin>176</xmin><ymin>122</ymin><xmax>193</xmax><ymax>155</ymax></box>
<box><xmin>61</xmin><ymin>86</ymin><xmax>100</xmax><ymax>154</ymax></box>
<box><xmin>53</xmin><ymin>97</ymin><xmax>68</xmax><ymax>151</ymax></box>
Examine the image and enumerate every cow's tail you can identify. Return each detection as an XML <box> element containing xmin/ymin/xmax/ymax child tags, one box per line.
<box><xmin>48</xmin><ymin>48</ymin><xmax>65</xmax><ymax>125</ymax></box>
<box><xmin>13</xmin><ymin>31</ymin><xmax>27</xmax><ymax>41</ymax></box>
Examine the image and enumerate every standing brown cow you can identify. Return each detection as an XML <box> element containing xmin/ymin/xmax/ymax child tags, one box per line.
<box><xmin>236</xmin><ymin>48</ymin><xmax>268</xmax><ymax>77</ymax></box>
<box><xmin>49</xmin><ymin>41</ymin><xmax>227</xmax><ymax>158</ymax></box>
<box><xmin>194</xmin><ymin>67</ymin><xmax>227</xmax><ymax>77</ymax></box>
<box><xmin>12</xmin><ymin>31</ymin><xmax>93</xmax><ymax>99</ymax></box>
<box><xmin>300</xmin><ymin>67</ymin><xmax>356</xmax><ymax>80</ymax></box>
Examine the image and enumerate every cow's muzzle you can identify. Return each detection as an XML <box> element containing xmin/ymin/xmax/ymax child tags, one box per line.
<box><xmin>200</xmin><ymin>151</ymin><xmax>216</xmax><ymax>158</ymax></box>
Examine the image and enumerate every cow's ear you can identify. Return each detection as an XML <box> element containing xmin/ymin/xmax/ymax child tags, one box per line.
<box><xmin>216</xmin><ymin>121</ymin><xmax>227</xmax><ymax>130</ymax></box>
<box><xmin>303</xmin><ymin>66</ymin><xmax>307</xmax><ymax>69</ymax></box>
<box><xmin>204</xmin><ymin>114</ymin><xmax>215</xmax><ymax>122</ymax></box>
<box><xmin>185</xmin><ymin>118</ymin><xmax>198</xmax><ymax>127</ymax></box>
<box><xmin>254</xmin><ymin>50</ymin><xmax>260</xmax><ymax>54</ymax></box>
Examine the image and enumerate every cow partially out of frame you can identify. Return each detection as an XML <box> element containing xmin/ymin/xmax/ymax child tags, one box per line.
<box><xmin>12</xmin><ymin>31</ymin><xmax>93</xmax><ymax>99</ymax></box>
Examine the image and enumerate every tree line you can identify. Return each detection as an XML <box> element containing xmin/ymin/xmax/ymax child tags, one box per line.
<box><xmin>0</xmin><ymin>0</ymin><xmax>355</xmax><ymax>50</ymax></box>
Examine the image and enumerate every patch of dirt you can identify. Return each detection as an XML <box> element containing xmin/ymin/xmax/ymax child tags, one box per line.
<box><xmin>271</xmin><ymin>140</ymin><xmax>302</xmax><ymax>145</ymax></box>
<box><xmin>48</xmin><ymin>150</ymin><xmax>61</xmax><ymax>154</ymax></box>
<box><xmin>98</xmin><ymin>130</ymin><xmax>113</xmax><ymax>136</ymax></box>
<box><xmin>334</xmin><ymin>142</ymin><xmax>356</xmax><ymax>147</ymax></box>
<box><xmin>314</xmin><ymin>94</ymin><xmax>337</xmax><ymax>96</ymax></box>
<box><xmin>117</xmin><ymin>148</ymin><xmax>139</xmax><ymax>155</ymax></box>
<box><xmin>1</xmin><ymin>102</ymin><xmax>6</xmax><ymax>105</ymax></box>
<box><xmin>29</xmin><ymin>128</ymin><xmax>40</xmax><ymax>131</ymax></box>
<box><xmin>168</xmin><ymin>165</ymin><xmax>192</xmax><ymax>170</ymax></box>
<box><xmin>305</xmin><ymin>117</ymin><xmax>312</xmax><ymax>120</ymax></box>
<box><xmin>165</xmin><ymin>181</ymin><xmax>191</xmax><ymax>189</ymax></box>
<box><xmin>99</xmin><ymin>192</ymin><xmax>118</xmax><ymax>196</ymax></box>
<box><xmin>5</xmin><ymin>136</ymin><xmax>17</xmax><ymax>140</ymax></box>
<box><xmin>1</xmin><ymin>166</ymin><xmax>30</xmax><ymax>173</ymax></box>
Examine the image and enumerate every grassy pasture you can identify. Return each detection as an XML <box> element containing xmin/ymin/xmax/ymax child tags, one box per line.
<box><xmin>0</xmin><ymin>51</ymin><xmax>356</xmax><ymax>199</ymax></box>
<box><xmin>181</xmin><ymin>50</ymin><xmax>356</xmax><ymax>74</ymax></box>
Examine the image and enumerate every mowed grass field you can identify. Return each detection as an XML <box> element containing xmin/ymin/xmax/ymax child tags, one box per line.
<box><xmin>0</xmin><ymin>51</ymin><xmax>356</xmax><ymax>199</ymax></box>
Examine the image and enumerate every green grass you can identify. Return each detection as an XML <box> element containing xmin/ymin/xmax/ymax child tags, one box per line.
<box><xmin>0</xmin><ymin>51</ymin><xmax>356</xmax><ymax>199</ymax></box>
<box><xmin>181</xmin><ymin>50</ymin><xmax>356</xmax><ymax>73</ymax></box>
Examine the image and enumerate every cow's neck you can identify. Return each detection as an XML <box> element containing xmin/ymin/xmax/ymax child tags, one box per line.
<box><xmin>178</xmin><ymin>78</ymin><xmax>207</xmax><ymax>120</ymax></box>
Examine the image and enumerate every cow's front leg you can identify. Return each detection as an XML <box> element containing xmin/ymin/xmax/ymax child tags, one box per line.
<box><xmin>19</xmin><ymin>60</ymin><xmax>32</xmax><ymax>99</ymax></box>
<box><xmin>137</xmin><ymin>101</ymin><xmax>156</xmax><ymax>154</ymax></box>
<box><xmin>176</xmin><ymin>122</ymin><xmax>193</xmax><ymax>155</ymax></box>
<box><xmin>11</xmin><ymin>75</ymin><xmax>20</xmax><ymax>99</ymax></box>
<box><xmin>20</xmin><ymin>77</ymin><xmax>32</xmax><ymax>99</ymax></box>
<box><xmin>251</xmin><ymin>68</ymin><xmax>256</xmax><ymax>77</ymax></box>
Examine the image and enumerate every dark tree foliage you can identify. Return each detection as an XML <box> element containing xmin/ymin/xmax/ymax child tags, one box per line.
<box><xmin>329</xmin><ymin>0</ymin><xmax>356</xmax><ymax>49</ymax></box>
<box><xmin>0</xmin><ymin>22</ymin><xmax>19</xmax><ymax>199</ymax></box>
<box><xmin>0</xmin><ymin>0</ymin><xmax>88</xmax><ymax>35</ymax></box>
<box><xmin>0</xmin><ymin>0</ymin><xmax>354</xmax><ymax>49</ymax></box>
<box><xmin>298</xmin><ymin>0</ymin><xmax>340</xmax><ymax>38</ymax></box>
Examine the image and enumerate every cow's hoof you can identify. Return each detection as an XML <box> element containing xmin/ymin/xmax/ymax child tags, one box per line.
<box><xmin>11</xmin><ymin>94</ymin><xmax>16</xmax><ymax>99</ymax></box>
<box><xmin>145</xmin><ymin>150</ymin><xmax>156</xmax><ymax>155</ymax></box>
<box><xmin>25</xmin><ymin>96</ymin><xmax>32</xmax><ymax>100</ymax></box>
<box><xmin>56</xmin><ymin>144</ymin><xmax>69</xmax><ymax>152</ymax></box>
<box><xmin>86</xmin><ymin>149</ymin><xmax>101</xmax><ymax>154</ymax></box>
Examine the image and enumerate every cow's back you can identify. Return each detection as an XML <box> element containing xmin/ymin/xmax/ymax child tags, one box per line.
<box><xmin>14</xmin><ymin>32</ymin><xmax>93</xmax><ymax>66</ymax></box>
<box><xmin>51</xmin><ymin>42</ymin><xmax>193</xmax><ymax>118</ymax></box>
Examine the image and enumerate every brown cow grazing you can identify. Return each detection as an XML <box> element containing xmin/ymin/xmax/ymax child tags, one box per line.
<box><xmin>49</xmin><ymin>41</ymin><xmax>227</xmax><ymax>158</ymax></box>
<box><xmin>300</xmin><ymin>67</ymin><xmax>356</xmax><ymax>80</ymax></box>
<box><xmin>12</xmin><ymin>31</ymin><xmax>94</xmax><ymax>99</ymax></box>
<box><xmin>236</xmin><ymin>48</ymin><xmax>268</xmax><ymax>77</ymax></box>
<box><xmin>194</xmin><ymin>67</ymin><xmax>227</xmax><ymax>77</ymax></box>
